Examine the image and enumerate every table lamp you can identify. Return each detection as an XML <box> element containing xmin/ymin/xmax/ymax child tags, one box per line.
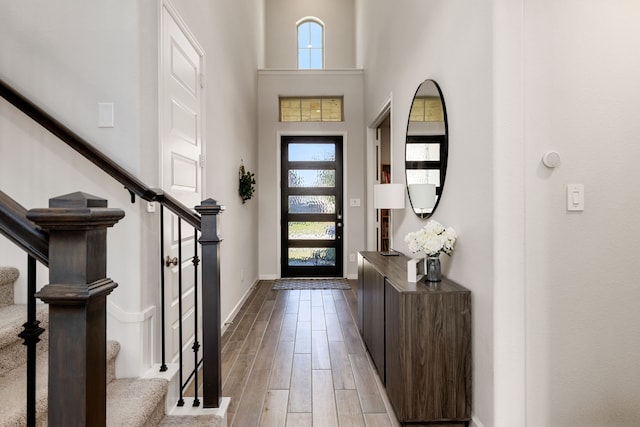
<box><xmin>373</xmin><ymin>183</ymin><xmax>405</xmax><ymax>256</ymax></box>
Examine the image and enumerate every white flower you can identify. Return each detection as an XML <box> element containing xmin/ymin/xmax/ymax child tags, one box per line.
<box><xmin>404</xmin><ymin>220</ymin><xmax>457</xmax><ymax>257</ymax></box>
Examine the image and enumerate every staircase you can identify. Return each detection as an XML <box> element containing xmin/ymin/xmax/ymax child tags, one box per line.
<box><xmin>0</xmin><ymin>267</ymin><xmax>224</xmax><ymax>426</ymax></box>
<box><xmin>1</xmin><ymin>79</ymin><xmax>227</xmax><ymax>425</ymax></box>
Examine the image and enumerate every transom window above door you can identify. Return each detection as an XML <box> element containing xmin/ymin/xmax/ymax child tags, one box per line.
<box><xmin>297</xmin><ymin>18</ymin><xmax>324</xmax><ymax>69</ymax></box>
<box><xmin>279</xmin><ymin>96</ymin><xmax>343</xmax><ymax>122</ymax></box>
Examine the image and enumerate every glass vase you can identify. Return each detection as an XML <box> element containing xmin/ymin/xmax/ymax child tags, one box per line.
<box><xmin>424</xmin><ymin>255</ymin><xmax>442</xmax><ymax>282</ymax></box>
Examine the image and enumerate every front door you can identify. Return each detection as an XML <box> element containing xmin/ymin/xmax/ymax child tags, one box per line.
<box><xmin>160</xmin><ymin>3</ymin><xmax>204</xmax><ymax>373</ymax></box>
<box><xmin>281</xmin><ymin>135</ymin><xmax>343</xmax><ymax>277</ymax></box>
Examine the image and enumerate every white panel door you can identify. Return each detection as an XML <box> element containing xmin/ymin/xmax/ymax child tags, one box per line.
<box><xmin>160</xmin><ymin>3</ymin><xmax>204</xmax><ymax>378</ymax></box>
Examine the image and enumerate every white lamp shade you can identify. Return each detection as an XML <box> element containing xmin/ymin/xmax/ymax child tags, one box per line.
<box><xmin>374</xmin><ymin>183</ymin><xmax>406</xmax><ymax>209</ymax></box>
<box><xmin>408</xmin><ymin>183</ymin><xmax>436</xmax><ymax>210</ymax></box>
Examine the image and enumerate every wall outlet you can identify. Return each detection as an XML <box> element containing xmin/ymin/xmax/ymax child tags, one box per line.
<box><xmin>349</xmin><ymin>253</ymin><xmax>356</xmax><ymax>262</ymax></box>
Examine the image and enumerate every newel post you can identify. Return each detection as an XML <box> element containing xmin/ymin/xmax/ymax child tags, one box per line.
<box><xmin>194</xmin><ymin>198</ymin><xmax>223</xmax><ymax>408</ymax></box>
<box><xmin>27</xmin><ymin>192</ymin><xmax>124</xmax><ymax>427</ymax></box>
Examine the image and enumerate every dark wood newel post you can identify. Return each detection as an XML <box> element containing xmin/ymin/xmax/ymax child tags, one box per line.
<box><xmin>26</xmin><ymin>192</ymin><xmax>124</xmax><ymax>427</ymax></box>
<box><xmin>194</xmin><ymin>198</ymin><xmax>223</xmax><ymax>408</ymax></box>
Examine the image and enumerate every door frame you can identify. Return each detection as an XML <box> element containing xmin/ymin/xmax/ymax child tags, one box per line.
<box><xmin>366</xmin><ymin>96</ymin><xmax>392</xmax><ymax>251</ymax></box>
<box><xmin>276</xmin><ymin>131</ymin><xmax>349</xmax><ymax>278</ymax></box>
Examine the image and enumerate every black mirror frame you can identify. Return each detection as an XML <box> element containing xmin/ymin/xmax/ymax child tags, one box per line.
<box><xmin>405</xmin><ymin>79</ymin><xmax>448</xmax><ymax>219</ymax></box>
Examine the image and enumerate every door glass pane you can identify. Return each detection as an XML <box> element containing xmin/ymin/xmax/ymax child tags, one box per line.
<box><xmin>321</xmin><ymin>98</ymin><xmax>342</xmax><ymax>121</ymax></box>
<box><xmin>288</xmin><ymin>170</ymin><xmax>336</xmax><ymax>187</ymax></box>
<box><xmin>301</xmin><ymin>99</ymin><xmax>322</xmax><ymax>121</ymax></box>
<box><xmin>406</xmin><ymin>143</ymin><xmax>440</xmax><ymax>161</ymax></box>
<box><xmin>289</xmin><ymin>144</ymin><xmax>335</xmax><ymax>162</ymax></box>
<box><xmin>289</xmin><ymin>222</ymin><xmax>336</xmax><ymax>240</ymax></box>
<box><xmin>280</xmin><ymin>98</ymin><xmax>301</xmax><ymax>122</ymax></box>
<box><xmin>288</xmin><ymin>248</ymin><xmax>336</xmax><ymax>266</ymax></box>
<box><xmin>289</xmin><ymin>195</ymin><xmax>335</xmax><ymax>213</ymax></box>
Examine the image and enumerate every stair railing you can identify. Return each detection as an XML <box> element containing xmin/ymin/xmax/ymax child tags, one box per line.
<box><xmin>0</xmin><ymin>191</ymin><xmax>48</xmax><ymax>427</ymax></box>
<box><xmin>1</xmin><ymin>78</ymin><xmax>223</xmax><ymax>409</ymax></box>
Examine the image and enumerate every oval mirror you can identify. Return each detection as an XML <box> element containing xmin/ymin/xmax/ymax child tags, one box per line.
<box><xmin>405</xmin><ymin>79</ymin><xmax>448</xmax><ymax>218</ymax></box>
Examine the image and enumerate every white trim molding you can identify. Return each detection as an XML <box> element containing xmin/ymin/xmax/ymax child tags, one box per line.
<box><xmin>222</xmin><ymin>279</ymin><xmax>260</xmax><ymax>335</ymax></box>
<box><xmin>107</xmin><ymin>301</ymin><xmax>155</xmax><ymax>324</ymax></box>
<box><xmin>471</xmin><ymin>415</ymin><xmax>486</xmax><ymax>427</ymax></box>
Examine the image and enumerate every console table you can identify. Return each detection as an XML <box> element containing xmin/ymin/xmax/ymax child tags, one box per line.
<box><xmin>357</xmin><ymin>251</ymin><xmax>471</xmax><ymax>425</ymax></box>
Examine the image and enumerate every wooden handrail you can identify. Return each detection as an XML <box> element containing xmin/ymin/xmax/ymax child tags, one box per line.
<box><xmin>0</xmin><ymin>78</ymin><xmax>200</xmax><ymax>230</ymax></box>
<box><xmin>0</xmin><ymin>190</ymin><xmax>49</xmax><ymax>265</ymax></box>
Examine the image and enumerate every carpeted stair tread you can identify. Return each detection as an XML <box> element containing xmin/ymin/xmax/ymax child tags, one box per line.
<box><xmin>0</xmin><ymin>304</ymin><xmax>48</xmax><ymax>376</ymax></box>
<box><xmin>0</xmin><ymin>267</ymin><xmax>18</xmax><ymax>307</ymax></box>
<box><xmin>0</xmin><ymin>267</ymin><xmax>19</xmax><ymax>286</ymax></box>
<box><xmin>106</xmin><ymin>340</ymin><xmax>120</xmax><ymax>384</ymax></box>
<box><xmin>0</xmin><ymin>305</ymin><xmax>48</xmax><ymax>347</ymax></box>
<box><xmin>106</xmin><ymin>378</ymin><xmax>168</xmax><ymax>427</ymax></box>
<box><xmin>159</xmin><ymin>415</ymin><xmax>222</xmax><ymax>426</ymax></box>
<box><xmin>0</xmin><ymin>339</ymin><xmax>120</xmax><ymax>426</ymax></box>
<box><xmin>0</xmin><ymin>349</ymin><xmax>48</xmax><ymax>426</ymax></box>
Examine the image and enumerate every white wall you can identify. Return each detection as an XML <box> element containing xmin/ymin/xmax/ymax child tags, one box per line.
<box><xmin>358</xmin><ymin>1</ymin><xmax>640</xmax><ymax>426</ymax></box>
<box><xmin>522</xmin><ymin>1</ymin><xmax>640</xmax><ymax>425</ymax></box>
<box><xmin>257</xmin><ymin>70</ymin><xmax>365</xmax><ymax>279</ymax></box>
<box><xmin>0</xmin><ymin>0</ymin><xmax>152</xmax><ymax>377</ymax></box>
<box><xmin>265</xmin><ymin>0</ymin><xmax>355</xmax><ymax>69</ymax></box>
<box><xmin>356</xmin><ymin>0</ymin><xmax>494</xmax><ymax>425</ymax></box>
<box><xmin>493</xmin><ymin>0</ymin><xmax>527</xmax><ymax>425</ymax></box>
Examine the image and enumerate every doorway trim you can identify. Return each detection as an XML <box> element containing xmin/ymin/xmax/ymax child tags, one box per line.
<box><xmin>276</xmin><ymin>130</ymin><xmax>349</xmax><ymax>278</ymax></box>
<box><xmin>366</xmin><ymin>96</ymin><xmax>392</xmax><ymax>251</ymax></box>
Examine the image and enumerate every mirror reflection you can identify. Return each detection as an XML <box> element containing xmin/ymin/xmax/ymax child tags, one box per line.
<box><xmin>405</xmin><ymin>79</ymin><xmax>448</xmax><ymax>218</ymax></box>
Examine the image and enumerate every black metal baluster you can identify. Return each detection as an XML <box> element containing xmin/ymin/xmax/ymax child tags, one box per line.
<box><xmin>18</xmin><ymin>255</ymin><xmax>45</xmax><ymax>427</ymax></box>
<box><xmin>192</xmin><ymin>227</ymin><xmax>201</xmax><ymax>407</ymax></box>
<box><xmin>159</xmin><ymin>205</ymin><xmax>168</xmax><ymax>372</ymax></box>
<box><xmin>177</xmin><ymin>218</ymin><xmax>184</xmax><ymax>407</ymax></box>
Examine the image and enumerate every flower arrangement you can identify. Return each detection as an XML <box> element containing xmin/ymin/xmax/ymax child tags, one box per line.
<box><xmin>404</xmin><ymin>220</ymin><xmax>457</xmax><ymax>257</ymax></box>
<box><xmin>238</xmin><ymin>163</ymin><xmax>256</xmax><ymax>204</ymax></box>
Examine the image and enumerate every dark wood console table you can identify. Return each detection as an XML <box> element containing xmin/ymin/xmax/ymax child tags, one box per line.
<box><xmin>357</xmin><ymin>251</ymin><xmax>471</xmax><ymax>425</ymax></box>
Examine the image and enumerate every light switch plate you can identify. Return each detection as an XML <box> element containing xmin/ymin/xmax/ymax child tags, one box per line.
<box><xmin>349</xmin><ymin>198</ymin><xmax>361</xmax><ymax>207</ymax></box>
<box><xmin>567</xmin><ymin>184</ymin><xmax>584</xmax><ymax>211</ymax></box>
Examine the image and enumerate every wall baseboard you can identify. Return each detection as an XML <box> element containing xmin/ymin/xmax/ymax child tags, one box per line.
<box><xmin>107</xmin><ymin>301</ymin><xmax>155</xmax><ymax>323</ymax></box>
<box><xmin>222</xmin><ymin>279</ymin><xmax>259</xmax><ymax>335</ymax></box>
<box><xmin>259</xmin><ymin>274</ymin><xmax>277</xmax><ymax>280</ymax></box>
<box><xmin>471</xmin><ymin>415</ymin><xmax>486</xmax><ymax>427</ymax></box>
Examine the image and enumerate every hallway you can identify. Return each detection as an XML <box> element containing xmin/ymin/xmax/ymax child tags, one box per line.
<box><xmin>211</xmin><ymin>280</ymin><xmax>399</xmax><ymax>426</ymax></box>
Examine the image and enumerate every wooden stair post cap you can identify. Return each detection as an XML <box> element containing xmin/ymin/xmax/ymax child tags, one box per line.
<box><xmin>48</xmin><ymin>191</ymin><xmax>108</xmax><ymax>208</ymax></box>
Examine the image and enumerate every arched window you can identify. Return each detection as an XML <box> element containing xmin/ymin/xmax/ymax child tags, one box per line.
<box><xmin>297</xmin><ymin>18</ymin><xmax>324</xmax><ymax>69</ymax></box>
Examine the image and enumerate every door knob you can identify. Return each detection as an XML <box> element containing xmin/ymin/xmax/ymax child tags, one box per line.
<box><xmin>165</xmin><ymin>256</ymin><xmax>178</xmax><ymax>267</ymax></box>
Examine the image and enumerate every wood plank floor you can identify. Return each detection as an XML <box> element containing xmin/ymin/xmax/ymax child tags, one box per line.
<box><xmin>188</xmin><ymin>280</ymin><xmax>400</xmax><ymax>426</ymax></box>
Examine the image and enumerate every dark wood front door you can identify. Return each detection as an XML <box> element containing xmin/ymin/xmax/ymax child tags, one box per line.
<box><xmin>281</xmin><ymin>135</ymin><xmax>343</xmax><ymax>277</ymax></box>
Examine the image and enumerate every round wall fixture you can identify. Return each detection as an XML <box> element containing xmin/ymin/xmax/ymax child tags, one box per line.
<box><xmin>542</xmin><ymin>151</ymin><xmax>561</xmax><ymax>168</ymax></box>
